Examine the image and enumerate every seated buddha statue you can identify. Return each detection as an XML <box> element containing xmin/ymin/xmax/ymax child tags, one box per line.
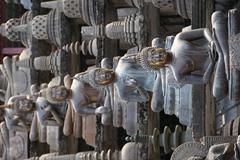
<box><xmin>3</xmin><ymin>95</ymin><xmax>34</xmax><ymax>132</ymax></box>
<box><xmin>42</xmin><ymin>71</ymin><xmax>113</xmax><ymax>117</ymax></box>
<box><xmin>114</xmin><ymin>52</ymin><xmax>163</xmax><ymax>112</ymax></box>
<box><xmin>135</xmin><ymin>28</ymin><xmax>217</xmax><ymax>86</ymax></box>
<box><xmin>67</xmin><ymin>68</ymin><xmax>114</xmax><ymax>125</ymax></box>
<box><xmin>37</xmin><ymin>69</ymin><xmax>114</xmax><ymax>138</ymax></box>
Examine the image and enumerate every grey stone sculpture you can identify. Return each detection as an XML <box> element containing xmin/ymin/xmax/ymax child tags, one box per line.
<box><xmin>4</xmin><ymin>95</ymin><xmax>34</xmax><ymax>132</ymax></box>
<box><xmin>136</xmin><ymin>28</ymin><xmax>216</xmax><ymax>85</ymax></box>
<box><xmin>114</xmin><ymin>52</ymin><xmax>162</xmax><ymax>112</ymax></box>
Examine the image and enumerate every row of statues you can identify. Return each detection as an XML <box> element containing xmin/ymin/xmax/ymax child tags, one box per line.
<box><xmin>0</xmin><ymin>0</ymin><xmax>240</xmax><ymax>159</ymax></box>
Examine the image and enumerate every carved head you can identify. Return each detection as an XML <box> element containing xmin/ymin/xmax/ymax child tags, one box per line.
<box><xmin>45</xmin><ymin>85</ymin><xmax>71</xmax><ymax>104</ymax></box>
<box><xmin>94</xmin><ymin>69</ymin><xmax>115</xmax><ymax>86</ymax></box>
<box><xmin>74</xmin><ymin>68</ymin><xmax>115</xmax><ymax>88</ymax></box>
<box><xmin>138</xmin><ymin>47</ymin><xmax>170</xmax><ymax>71</ymax></box>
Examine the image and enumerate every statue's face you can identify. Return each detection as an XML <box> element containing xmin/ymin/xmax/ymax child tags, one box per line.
<box><xmin>95</xmin><ymin>69</ymin><xmax>115</xmax><ymax>85</ymax></box>
<box><xmin>147</xmin><ymin>48</ymin><xmax>168</xmax><ymax>67</ymax></box>
<box><xmin>16</xmin><ymin>99</ymin><xmax>34</xmax><ymax>112</ymax></box>
<box><xmin>50</xmin><ymin>86</ymin><xmax>70</xmax><ymax>101</ymax></box>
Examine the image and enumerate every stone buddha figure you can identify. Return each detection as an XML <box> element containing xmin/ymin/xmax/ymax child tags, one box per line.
<box><xmin>35</xmin><ymin>69</ymin><xmax>114</xmax><ymax>137</ymax></box>
<box><xmin>114</xmin><ymin>52</ymin><xmax>163</xmax><ymax>113</ymax></box>
<box><xmin>67</xmin><ymin>68</ymin><xmax>114</xmax><ymax>123</ymax></box>
<box><xmin>135</xmin><ymin>28</ymin><xmax>216</xmax><ymax>86</ymax></box>
<box><xmin>3</xmin><ymin>95</ymin><xmax>34</xmax><ymax>132</ymax></box>
<box><xmin>41</xmin><ymin>70</ymin><xmax>113</xmax><ymax>117</ymax></box>
<box><xmin>26</xmin><ymin>82</ymin><xmax>69</xmax><ymax>141</ymax></box>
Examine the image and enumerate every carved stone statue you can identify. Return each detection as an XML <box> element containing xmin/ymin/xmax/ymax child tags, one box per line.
<box><xmin>114</xmin><ymin>52</ymin><xmax>162</xmax><ymax>112</ymax></box>
<box><xmin>136</xmin><ymin>28</ymin><xmax>216</xmax><ymax>88</ymax></box>
<box><xmin>67</xmin><ymin>68</ymin><xmax>114</xmax><ymax>125</ymax></box>
<box><xmin>4</xmin><ymin>95</ymin><xmax>34</xmax><ymax>132</ymax></box>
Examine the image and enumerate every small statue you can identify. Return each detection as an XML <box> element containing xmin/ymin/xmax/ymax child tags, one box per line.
<box><xmin>3</xmin><ymin>95</ymin><xmax>34</xmax><ymax>132</ymax></box>
<box><xmin>114</xmin><ymin>52</ymin><xmax>163</xmax><ymax>112</ymax></box>
<box><xmin>35</xmin><ymin>70</ymin><xmax>113</xmax><ymax>137</ymax></box>
<box><xmin>67</xmin><ymin>68</ymin><xmax>114</xmax><ymax>125</ymax></box>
